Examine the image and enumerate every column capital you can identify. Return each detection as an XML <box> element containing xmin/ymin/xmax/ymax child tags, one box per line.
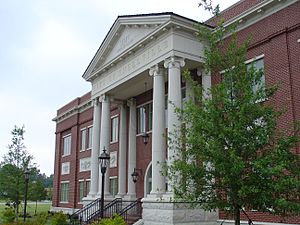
<box><xmin>164</xmin><ymin>56</ymin><xmax>185</xmax><ymax>69</ymax></box>
<box><xmin>149</xmin><ymin>64</ymin><xmax>164</xmax><ymax>77</ymax></box>
<box><xmin>92</xmin><ymin>97</ymin><xmax>100</xmax><ymax>106</ymax></box>
<box><xmin>118</xmin><ymin>101</ymin><xmax>127</xmax><ymax>109</ymax></box>
<box><xmin>99</xmin><ymin>94</ymin><xmax>109</xmax><ymax>103</ymax></box>
<box><xmin>127</xmin><ymin>98</ymin><xmax>136</xmax><ymax>107</ymax></box>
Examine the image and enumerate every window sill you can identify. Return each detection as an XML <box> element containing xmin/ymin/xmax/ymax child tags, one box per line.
<box><xmin>62</xmin><ymin>154</ymin><xmax>71</xmax><ymax>157</ymax></box>
<box><xmin>110</xmin><ymin>140</ymin><xmax>118</xmax><ymax>144</ymax></box>
<box><xmin>59</xmin><ymin>201</ymin><xmax>68</xmax><ymax>204</ymax></box>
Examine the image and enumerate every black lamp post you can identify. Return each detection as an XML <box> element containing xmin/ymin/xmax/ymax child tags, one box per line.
<box><xmin>98</xmin><ymin>147</ymin><xmax>110</xmax><ymax>219</ymax></box>
<box><xmin>23</xmin><ymin>169</ymin><xmax>30</xmax><ymax>222</ymax></box>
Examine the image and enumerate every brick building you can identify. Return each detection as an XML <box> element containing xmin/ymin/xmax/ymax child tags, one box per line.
<box><xmin>52</xmin><ymin>0</ymin><xmax>300</xmax><ymax>224</ymax></box>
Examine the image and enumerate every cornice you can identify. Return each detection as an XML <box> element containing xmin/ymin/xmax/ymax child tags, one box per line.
<box><xmin>223</xmin><ymin>0</ymin><xmax>299</xmax><ymax>33</ymax></box>
<box><xmin>52</xmin><ymin>99</ymin><xmax>92</xmax><ymax>123</ymax></box>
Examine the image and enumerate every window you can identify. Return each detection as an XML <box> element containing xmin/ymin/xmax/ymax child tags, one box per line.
<box><xmin>137</xmin><ymin>102</ymin><xmax>153</xmax><ymax>134</ymax></box>
<box><xmin>110</xmin><ymin>177</ymin><xmax>118</xmax><ymax>197</ymax></box>
<box><xmin>247</xmin><ymin>57</ymin><xmax>265</xmax><ymax>94</ymax></box>
<box><xmin>222</xmin><ymin>56</ymin><xmax>265</xmax><ymax>101</ymax></box>
<box><xmin>60</xmin><ymin>182</ymin><xmax>69</xmax><ymax>202</ymax></box>
<box><xmin>63</xmin><ymin>135</ymin><xmax>71</xmax><ymax>156</ymax></box>
<box><xmin>86</xmin><ymin>180</ymin><xmax>91</xmax><ymax>196</ymax></box>
<box><xmin>137</xmin><ymin>107</ymin><xmax>146</xmax><ymax>134</ymax></box>
<box><xmin>79</xmin><ymin>181</ymin><xmax>84</xmax><ymax>202</ymax></box>
<box><xmin>87</xmin><ymin>127</ymin><xmax>93</xmax><ymax>149</ymax></box>
<box><xmin>80</xmin><ymin>129</ymin><xmax>86</xmax><ymax>151</ymax></box>
<box><xmin>111</xmin><ymin>116</ymin><xmax>119</xmax><ymax>142</ymax></box>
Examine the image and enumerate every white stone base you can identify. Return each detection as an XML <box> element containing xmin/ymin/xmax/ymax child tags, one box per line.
<box><xmin>50</xmin><ymin>206</ymin><xmax>79</xmax><ymax>215</ymax></box>
<box><xmin>141</xmin><ymin>197</ymin><xmax>218</xmax><ymax>225</ymax></box>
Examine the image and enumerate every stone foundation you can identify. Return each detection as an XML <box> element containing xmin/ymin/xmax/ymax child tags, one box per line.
<box><xmin>141</xmin><ymin>197</ymin><xmax>218</xmax><ymax>225</ymax></box>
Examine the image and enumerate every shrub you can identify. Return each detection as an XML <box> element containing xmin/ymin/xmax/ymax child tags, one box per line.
<box><xmin>51</xmin><ymin>211</ymin><xmax>68</xmax><ymax>225</ymax></box>
<box><xmin>31</xmin><ymin>212</ymin><xmax>49</xmax><ymax>225</ymax></box>
<box><xmin>91</xmin><ymin>215</ymin><xmax>126</xmax><ymax>225</ymax></box>
<box><xmin>1</xmin><ymin>207</ymin><xmax>15</xmax><ymax>224</ymax></box>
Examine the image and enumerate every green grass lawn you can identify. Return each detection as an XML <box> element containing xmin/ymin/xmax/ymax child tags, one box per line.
<box><xmin>0</xmin><ymin>202</ymin><xmax>51</xmax><ymax>215</ymax></box>
<box><xmin>0</xmin><ymin>202</ymin><xmax>52</xmax><ymax>224</ymax></box>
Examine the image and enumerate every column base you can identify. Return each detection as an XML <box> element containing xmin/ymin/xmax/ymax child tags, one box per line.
<box><xmin>96</xmin><ymin>193</ymin><xmax>113</xmax><ymax>199</ymax></box>
<box><xmin>115</xmin><ymin>193</ymin><xmax>126</xmax><ymax>198</ymax></box>
<box><xmin>124</xmin><ymin>193</ymin><xmax>137</xmax><ymax>201</ymax></box>
<box><xmin>141</xmin><ymin>197</ymin><xmax>218</xmax><ymax>225</ymax></box>
<box><xmin>82</xmin><ymin>195</ymin><xmax>98</xmax><ymax>206</ymax></box>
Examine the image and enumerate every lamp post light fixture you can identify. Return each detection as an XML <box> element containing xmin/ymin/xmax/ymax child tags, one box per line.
<box><xmin>141</xmin><ymin>131</ymin><xmax>149</xmax><ymax>145</ymax></box>
<box><xmin>23</xmin><ymin>169</ymin><xmax>30</xmax><ymax>222</ymax></box>
<box><xmin>131</xmin><ymin>168</ymin><xmax>143</xmax><ymax>183</ymax></box>
<box><xmin>98</xmin><ymin>147</ymin><xmax>110</xmax><ymax>219</ymax></box>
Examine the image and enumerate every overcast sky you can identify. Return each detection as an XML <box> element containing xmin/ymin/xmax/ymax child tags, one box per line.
<box><xmin>0</xmin><ymin>0</ymin><xmax>239</xmax><ymax>176</ymax></box>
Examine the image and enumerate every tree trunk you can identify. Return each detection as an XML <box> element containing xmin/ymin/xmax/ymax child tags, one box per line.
<box><xmin>234</xmin><ymin>205</ymin><xmax>240</xmax><ymax>225</ymax></box>
<box><xmin>16</xmin><ymin>190</ymin><xmax>19</xmax><ymax>221</ymax></box>
<box><xmin>35</xmin><ymin>200</ymin><xmax>37</xmax><ymax>215</ymax></box>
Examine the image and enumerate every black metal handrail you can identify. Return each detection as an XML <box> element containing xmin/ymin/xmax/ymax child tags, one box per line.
<box><xmin>89</xmin><ymin>198</ymin><xmax>122</xmax><ymax>224</ymax></box>
<box><xmin>70</xmin><ymin>198</ymin><xmax>101</xmax><ymax>225</ymax></box>
<box><xmin>118</xmin><ymin>198</ymin><xmax>142</xmax><ymax>224</ymax></box>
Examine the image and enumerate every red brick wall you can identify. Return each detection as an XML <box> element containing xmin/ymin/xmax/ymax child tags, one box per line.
<box><xmin>215</xmin><ymin>1</ymin><xmax>300</xmax><ymax>223</ymax></box>
<box><xmin>52</xmin><ymin>92</ymin><xmax>93</xmax><ymax>209</ymax></box>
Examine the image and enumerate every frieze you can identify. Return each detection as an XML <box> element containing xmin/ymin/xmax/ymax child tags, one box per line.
<box><xmin>92</xmin><ymin>38</ymin><xmax>170</xmax><ymax>95</ymax></box>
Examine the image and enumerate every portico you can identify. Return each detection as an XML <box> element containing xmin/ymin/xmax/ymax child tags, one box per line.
<box><xmin>82</xmin><ymin>12</ymin><xmax>216</xmax><ymax>225</ymax></box>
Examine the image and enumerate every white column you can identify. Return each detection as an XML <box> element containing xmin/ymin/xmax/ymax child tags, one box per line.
<box><xmin>117</xmin><ymin>102</ymin><xmax>127</xmax><ymax>197</ymax></box>
<box><xmin>200</xmin><ymin>68</ymin><xmax>212</xmax><ymax>100</ymax></box>
<box><xmin>164</xmin><ymin>56</ymin><xmax>185</xmax><ymax>193</ymax></box>
<box><xmin>88</xmin><ymin>97</ymin><xmax>101</xmax><ymax>198</ymax></box>
<box><xmin>126</xmin><ymin>98</ymin><xmax>137</xmax><ymax>199</ymax></box>
<box><xmin>97</xmin><ymin>94</ymin><xmax>111</xmax><ymax>196</ymax></box>
<box><xmin>149</xmin><ymin>64</ymin><xmax>166</xmax><ymax>196</ymax></box>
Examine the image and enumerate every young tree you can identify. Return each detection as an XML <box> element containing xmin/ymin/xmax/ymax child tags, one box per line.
<box><xmin>0</xmin><ymin>125</ymin><xmax>36</xmax><ymax>220</ymax></box>
<box><xmin>167</xmin><ymin>2</ymin><xmax>300</xmax><ymax>225</ymax></box>
<box><xmin>28</xmin><ymin>180</ymin><xmax>47</xmax><ymax>215</ymax></box>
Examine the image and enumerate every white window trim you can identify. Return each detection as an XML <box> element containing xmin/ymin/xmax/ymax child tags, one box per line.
<box><xmin>87</xmin><ymin>125</ymin><xmax>93</xmax><ymax>150</ymax></box>
<box><xmin>110</xmin><ymin>115</ymin><xmax>119</xmax><ymax>144</ymax></box>
<box><xmin>245</xmin><ymin>54</ymin><xmax>264</xmax><ymax>64</ymax></box>
<box><xmin>80</xmin><ymin>128</ymin><xmax>87</xmax><ymax>152</ymax></box>
<box><xmin>60</xmin><ymin>181</ymin><xmax>70</xmax><ymax>203</ymax></box>
<box><xmin>78</xmin><ymin>179</ymin><xmax>85</xmax><ymax>204</ymax></box>
<box><xmin>136</xmin><ymin>100</ymin><xmax>153</xmax><ymax>135</ymax></box>
<box><xmin>246</xmin><ymin>55</ymin><xmax>266</xmax><ymax>103</ymax></box>
<box><xmin>219</xmin><ymin>54</ymin><xmax>265</xmax><ymax>74</ymax></box>
<box><xmin>62</xmin><ymin>134</ymin><xmax>71</xmax><ymax>157</ymax></box>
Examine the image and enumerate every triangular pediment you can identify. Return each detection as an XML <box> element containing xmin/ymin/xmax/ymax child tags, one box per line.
<box><xmin>101</xmin><ymin>25</ymin><xmax>156</xmax><ymax>65</ymax></box>
<box><xmin>83</xmin><ymin>13</ymin><xmax>178</xmax><ymax>81</ymax></box>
